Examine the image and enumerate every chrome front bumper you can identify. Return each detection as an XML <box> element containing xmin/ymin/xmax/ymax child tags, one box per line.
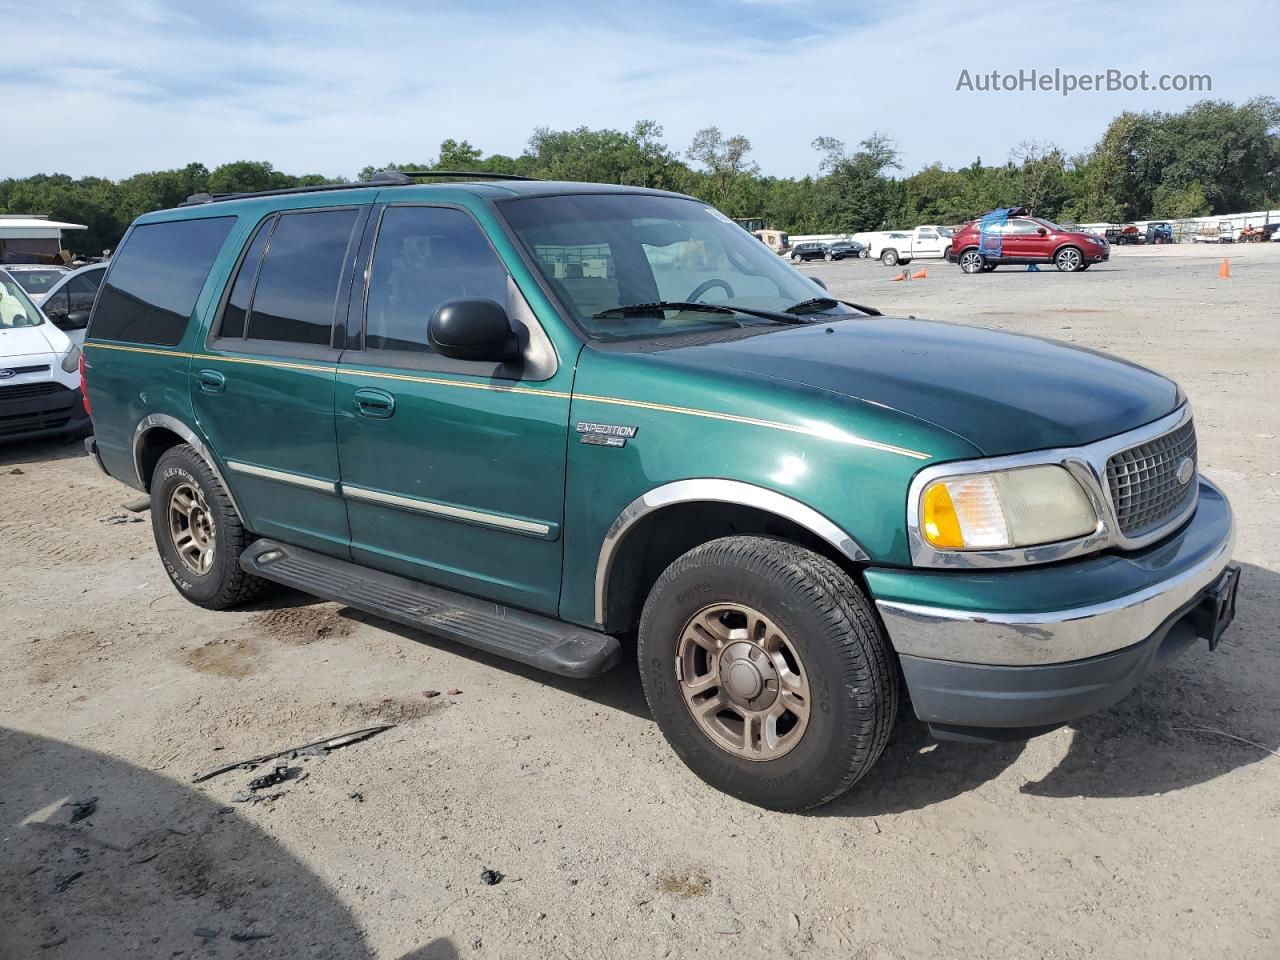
<box><xmin>874</xmin><ymin>478</ymin><xmax>1236</xmax><ymax>667</ymax></box>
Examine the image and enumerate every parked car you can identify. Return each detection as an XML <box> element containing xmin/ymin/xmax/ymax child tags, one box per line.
<box><xmin>0</xmin><ymin>270</ymin><xmax>89</xmax><ymax>443</ymax></box>
<box><xmin>823</xmin><ymin>240</ymin><xmax>864</xmax><ymax>260</ymax></box>
<box><xmin>789</xmin><ymin>241</ymin><xmax>829</xmax><ymax>262</ymax></box>
<box><xmin>0</xmin><ymin>263</ymin><xmax>70</xmax><ymax>305</ymax></box>
<box><xmin>82</xmin><ymin>175</ymin><xmax>1238</xmax><ymax>811</ymax></box>
<box><xmin>948</xmin><ymin>212</ymin><xmax>1110</xmax><ymax>272</ymax></box>
<box><xmin>867</xmin><ymin>225</ymin><xmax>953</xmax><ymax>266</ymax></box>
<box><xmin>37</xmin><ymin>261</ymin><xmax>107</xmax><ymax>345</ymax></box>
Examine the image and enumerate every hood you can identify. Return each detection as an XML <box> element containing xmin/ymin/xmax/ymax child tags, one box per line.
<box><xmin>0</xmin><ymin>323</ymin><xmax>64</xmax><ymax>359</ymax></box>
<box><xmin>649</xmin><ymin>317</ymin><xmax>1180</xmax><ymax>456</ymax></box>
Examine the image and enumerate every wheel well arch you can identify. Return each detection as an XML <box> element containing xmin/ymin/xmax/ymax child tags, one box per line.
<box><xmin>1054</xmin><ymin>242</ymin><xmax>1084</xmax><ymax>257</ymax></box>
<box><xmin>594</xmin><ymin>481</ymin><xmax>868</xmax><ymax>633</ymax></box>
<box><xmin>132</xmin><ymin>414</ymin><xmax>246</xmax><ymax>523</ymax></box>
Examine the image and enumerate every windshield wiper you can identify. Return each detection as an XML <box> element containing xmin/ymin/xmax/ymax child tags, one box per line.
<box><xmin>592</xmin><ymin>301</ymin><xmax>810</xmax><ymax>326</ymax></box>
<box><xmin>784</xmin><ymin>296</ymin><xmax>882</xmax><ymax>317</ymax></box>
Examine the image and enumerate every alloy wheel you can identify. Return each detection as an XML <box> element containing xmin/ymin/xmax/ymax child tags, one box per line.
<box><xmin>960</xmin><ymin>251</ymin><xmax>984</xmax><ymax>273</ymax></box>
<box><xmin>168</xmin><ymin>481</ymin><xmax>216</xmax><ymax>576</ymax></box>
<box><xmin>675</xmin><ymin>602</ymin><xmax>811</xmax><ymax>761</ymax></box>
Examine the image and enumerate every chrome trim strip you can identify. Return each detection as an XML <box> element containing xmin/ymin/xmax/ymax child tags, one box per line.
<box><xmin>880</xmin><ymin>484</ymin><xmax>1234</xmax><ymax>666</ymax></box>
<box><xmin>132</xmin><ymin>414</ymin><xmax>245</xmax><ymax>520</ymax></box>
<box><xmin>907</xmin><ymin>405</ymin><xmax>1197</xmax><ymax>569</ymax></box>
<box><xmin>225</xmin><ymin>460</ymin><xmax>337</xmax><ymax>494</ymax></box>
<box><xmin>342</xmin><ymin>484</ymin><xmax>553</xmax><ymax>538</ymax></box>
<box><xmin>593</xmin><ymin>479</ymin><xmax>869</xmax><ymax>627</ymax></box>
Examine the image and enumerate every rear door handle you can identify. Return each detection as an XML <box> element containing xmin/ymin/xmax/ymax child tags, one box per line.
<box><xmin>353</xmin><ymin>387</ymin><xmax>396</xmax><ymax>419</ymax></box>
<box><xmin>197</xmin><ymin>369</ymin><xmax>226</xmax><ymax>394</ymax></box>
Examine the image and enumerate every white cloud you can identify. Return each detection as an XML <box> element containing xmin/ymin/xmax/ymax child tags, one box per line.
<box><xmin>5</xmin><ymin>0</ymin><xmax>1276</xmax><ymax>180</ymax></box>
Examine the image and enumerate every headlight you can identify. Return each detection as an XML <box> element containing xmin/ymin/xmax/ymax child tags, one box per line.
<box><xmin>61</xmin><ymin>344</ymin><xmax>82</xmax><ymax>374</ymax></box>
<box><xmin>919</xmin><ymin>464</ymin><xmax>1098</xmax><ymax>551</ymax></box>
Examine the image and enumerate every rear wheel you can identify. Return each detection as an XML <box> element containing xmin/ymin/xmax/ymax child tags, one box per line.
<box><xmin>880</xmin><ymin>249</ymin><xmax>899</xmax><ymax>266</ymax></box>
<box><xmin>959</xmin><ymin>249</ymin><xmax>986</xmax><ymax>273</ymax></box>
<box><xmin>1054</xmin><ymin>247</ymin><xmax>1084</xmax><ymax>272</ymax></box>
<box><xmin>151</xmin><ymin>444</ymin><xmax>267</xmax><ymax>610</ymax></box>
<box><xmin>638</xmin><ymin>536</ymin><xmax>897</xmax><ymax>811</ymax></box>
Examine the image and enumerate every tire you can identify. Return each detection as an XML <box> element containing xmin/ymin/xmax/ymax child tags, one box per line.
<box><xmin>150</xmin><ymin>444</ymin><xmax>267</xmax><ymax>610</ymax></box>
<box><xmin>858</xmin><ymin>249</ymin><xmax>868</xmax><ymax>259</ymax></box>
<box><xmin>1054</xmin><ymin>246</ymin><xmax>1084</xmax><ymax>272</ymax></box>
<box><xmin>637</xmin><ymin>536</ymin><xmax>897</xmax><ymax>811</ymax></box>
<box><xmin>959</xmin><ymin>249</ymin><xmax>985</xmax><ymax>273</ymax></box>
<box><xmin>824</xmin><ymin>252</ymin><xmax>834</xmax><ymax>261</ymax></box>
<box><xmin>880</xmin><ymin>249</ymin><xmax>899</xmax><ymax>266</ymax></box>
<box><xmin>791</xmin><ymin>254</ymin><xmax>801</xmax><ymax>262</ymax></box>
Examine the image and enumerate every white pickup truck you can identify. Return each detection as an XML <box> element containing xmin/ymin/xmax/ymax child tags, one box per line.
<box><xmin>867</xmin><ymin>225</ymin><xmax>953</xmax><ymax>266</ymax></box>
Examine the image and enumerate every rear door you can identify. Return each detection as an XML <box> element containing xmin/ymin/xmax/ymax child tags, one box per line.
<box><xmin>335</xmin><ymin>202</ymin><xmax>572</xmax><ymax>614</ymax></box>
<box><xmin>192</xmin><ymin>205</ymin><xmax>367</xmax><ymax>556</ymax></box>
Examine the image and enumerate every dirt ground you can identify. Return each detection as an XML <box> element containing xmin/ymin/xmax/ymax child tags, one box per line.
<box><xmin>2</xmin><ymin>242</ymin><xmax>1277</xmax><ymax>960</ymax></box>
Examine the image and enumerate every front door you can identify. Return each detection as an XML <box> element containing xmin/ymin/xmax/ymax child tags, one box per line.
<box><xmin>913</xmin><ymin>228</ymin><xmax>946</xmax><ymax>258</ymax></box>
<box><xmin>997</xmin><ymin>218</ymin><xmax>1041</xmax><ymax>260</ymax></box>
<box><xmin>193</xmin><ymin>205</ymin><xmax>366</xmax><ymax>556</ymax></box>
<box><xmin>335</xmin><ymin>203</ymin><xmax>572</xmax><ymax>614</ymax></box>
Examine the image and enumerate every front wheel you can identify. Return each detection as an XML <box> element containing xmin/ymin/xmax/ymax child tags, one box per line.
<box><xmin>791</xmin><ymin>254</ymin><xmax>802</xmax><ymax>262</ymax></box>
<box><xmin>824</xmin><ymin>252</ymin><xmax>834</xmax><ymax>261</ymax></box>
<box><xmin>959</xmin><ymin>249</ymin><xmax>986</xmax><ymax>273</ymax></box>
<box><xmin>1055</xmin><ymin>247</ymin><xmax>1084</xmax><ymax>272</ymax></box>
<box><xmin>150</xmin><ymin>444</ymin><xmax>267</xmax><ymax>609</ymax></box>
<box><xmin>638</xmin><ymin>536</ymin><xmax>898</xmax><ymax>811</ymax></box>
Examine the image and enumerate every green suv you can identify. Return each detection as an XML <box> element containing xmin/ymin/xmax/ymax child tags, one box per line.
<box><xmin>82</xmin><ymin>173</ymin><xmax>1239</xmax><ymax>810</ymax></box>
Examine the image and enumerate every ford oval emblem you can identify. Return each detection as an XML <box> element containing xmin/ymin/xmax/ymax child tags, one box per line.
<box><xmin>1176</xmin><ymin>457</ymin><xmax>1195</xmax><ymax>486</ymax></box>
<box><xmin>0</xmin><ymin>368</ymin><xmax>15</xmax><ymax>380</ymax></box>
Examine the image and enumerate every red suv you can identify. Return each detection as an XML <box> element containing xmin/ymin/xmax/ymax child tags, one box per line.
<box><xmin>947</xmin><ymin>212</ymin><xmax>1109</xmax><ymax>273</ymax></box>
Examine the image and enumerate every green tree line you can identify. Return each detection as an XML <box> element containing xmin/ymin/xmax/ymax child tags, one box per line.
<box><xmin>4</xmin><ymin>97</ymin><xmax>1276</xmax><ymax>255</ymax></box>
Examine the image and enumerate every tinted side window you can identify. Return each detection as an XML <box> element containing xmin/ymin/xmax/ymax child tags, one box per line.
<box><xmin>219</xmin><ymin>218</ymin><xmax>274</xmax><ymax>339</ymax></box>
<box><xmin>43</xmin><ymin>288</ymin><xmax>71</xmax><ymax>321</ymax></box>
<box><xmin>365</xmin><ymin>207</ymin><xmax>508</xmax><ymax>353</ymax></box>
<box><xmin>90</xmin><ymin>217</ymin><xmax>234</xmax><ymax>345</ymax></box>
<box><xmin>247</xmin><ymin>209</ymin><xmax>358</xmax><ymax>346</ymax></box>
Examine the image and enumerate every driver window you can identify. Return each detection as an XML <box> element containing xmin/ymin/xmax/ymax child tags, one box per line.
<box><xmin>365</xmin><ymin>206</ymin><xmax>509</xmax><ymax>353</ymax></box>
<box><xmin>1005</xmin><ymin>219</ymin><xmax>1037</xmax><ymax>235</ymax></box>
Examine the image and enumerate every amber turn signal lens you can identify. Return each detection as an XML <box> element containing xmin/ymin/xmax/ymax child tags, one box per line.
<box><xmin>922</xmin><ymin>482</ymin><xmax>964</xmax><ymax>548</ymax></box>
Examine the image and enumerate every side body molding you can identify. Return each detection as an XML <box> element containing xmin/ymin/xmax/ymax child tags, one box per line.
<box><xmin>132</xmin><ymin>413</ymin><xmax>246</xmax><ymax>523</ymax></box>
<box><xmin>594</xmin><ymin>479</ymin><xmax>870</xmax><ymax>625</ymax></box>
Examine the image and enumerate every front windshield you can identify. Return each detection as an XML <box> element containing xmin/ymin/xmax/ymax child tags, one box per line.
<box><xmin>0</xmin><ymin>273</ymin><xmax>45</xmax><ymax>329</ymax></box>
<box><xmin>499</xmin><ymin>194</ymin><xmax>847</xmax><ymax>340</ymax></box>
<box><xmin>9</xmin><ymin>269</ymin><xmax>66</xmax><ymax>295</ymax></box>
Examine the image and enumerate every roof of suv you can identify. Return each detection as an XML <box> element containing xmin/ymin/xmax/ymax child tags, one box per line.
<box><xmin>144</xmin><ymin>176</ymin><xmax>698</xmax><ymax>226</ymax></box>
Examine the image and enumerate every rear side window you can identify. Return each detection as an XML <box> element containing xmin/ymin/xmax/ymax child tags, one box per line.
<box><xmin>364</xmin><ymin>206</ymin><xmax>508</xmax><ymax>353</ymax></box>
<box><xmin>90</xmin><ymin>217</ymin><xmax>234</xmax><ymax>345</ymax></box>
<box><xmin>245</xmin><ymin>209</ymin><xmax>358</xmax><ymax>346</ymax></box>
<box><xmin>219</xmin><ymin>218</ymin><xmax>273</xmax><ymax>339</ymax></box>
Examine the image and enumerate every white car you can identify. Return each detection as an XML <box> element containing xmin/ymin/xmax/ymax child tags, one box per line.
<box><xmin>37</xmin><ymin>261</ymin><xmax>108</xmax><ymax>346</ymax></box>
<box><xmin>0</xmin><ymin>263</ymin><xmax>70</xmax><ymax>305</ymax></box>
<box><xmin>0</xmin><ymin>270</ymin><xmax>90</xmax><ymax>443</ymax></box>
<box><xmin>867</xmin><ymin>225</ymin><xmax>954</xmax><ymax>266</ymax></box>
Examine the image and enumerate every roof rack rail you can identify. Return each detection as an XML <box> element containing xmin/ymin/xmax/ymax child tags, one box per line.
<box><xmin>180</xmin><ymin>169</ymin><xmax>537</xmax><ymax>206</ymax></box>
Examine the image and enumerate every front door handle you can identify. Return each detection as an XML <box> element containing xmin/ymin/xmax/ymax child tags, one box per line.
<box><xmin>197</xmin><ymin>369</ymin><xmax>226</xmax><ymax>394</ymax></box>
<box><xmin>353</xmin><ymin>387</ymin><xmax>396</xmax><ymax>419</ymax></box>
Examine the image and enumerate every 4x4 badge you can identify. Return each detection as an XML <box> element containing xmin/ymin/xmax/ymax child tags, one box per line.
<box><xmin>576</xmin><ymin>421</ymin><xmax>637</xmax><ymax>448</ymax></box>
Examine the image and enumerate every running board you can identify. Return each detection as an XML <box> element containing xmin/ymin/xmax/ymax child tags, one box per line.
<box><xmin>240</xmin><ymin>540</ymin><xmax>621</xmax><ymax>678</ymax></box>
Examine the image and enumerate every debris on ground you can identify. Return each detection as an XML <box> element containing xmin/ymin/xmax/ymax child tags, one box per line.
<box><xmin>247</xmin><ymin>763</ymin><xmax>294</xmax><ymax>792</ymax></box>
<box><xmin>54</xmin><ymin>871</ymin><xmax>84</xmax><ymax>893</ymax></box>
<box><xmin>38</xmin><ymin>925</ymin><xmax>66</xmax><ymax>949</ymax></box>
<box><xmin>193</xmin><ymin>927</ymin><xmax>219</xmax><ymax>940</ymax></box>
<box><xmin>423</xmin><ymin>689</ymin><xmax>441</xmax><ymax>698</ymax></box>
<box><xmin>349</xmin><ymin>792</ymin><xmax>365</xmax><ymax>803</ymax></box>
<box><xmin>192</xmin><ymin>724</ymin><xmax>395</xmax><ymax>783</ymax></box>
<box><xmin>64</xmin><ymin>797</ymin><xmax>98</xmax><ymax>823</ymax></box>
<box><xmin>230</xmin><ymin>931</ymin><xmax>273</xmax><ymax>942</ymax></box>
<box><xmin>98</xmin><ymin>514</ymin><xmax>144</xmax><ymax>524</ymax></box>
<box><xmin>479</xmin><ymin>869</ymin><xmax>504</xmax><ymax>886</ymax></box>
<box><xmin>8</xmin><ymin>467</ymin><xmax>24</xmax><ymax>475</ymax></box>
<box><xmin>447</xmin><ymin>688</ymin><xmax>462</xmax><ymax>696</ymax></box>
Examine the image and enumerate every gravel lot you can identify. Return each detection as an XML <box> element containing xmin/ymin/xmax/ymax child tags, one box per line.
<box><xmin>2</xmin><ymin>242</ymin><xmax>1277</xmax><ymax>959</ymax></box>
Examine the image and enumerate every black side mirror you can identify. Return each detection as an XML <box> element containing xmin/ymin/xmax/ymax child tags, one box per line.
<box><xmin>64</xmin><ymin>309</ymin><xmax>90</xmax><ymax>329</ymax></box>
<box><xmin>1036</xmin><ymin>227</ymin><xmax>1048</xmax><ymax>236</ymax></box>
<box><xmin>428</xmin><ymin>299</ymin><xmax>519</xmax><ymax>362</ymax></box>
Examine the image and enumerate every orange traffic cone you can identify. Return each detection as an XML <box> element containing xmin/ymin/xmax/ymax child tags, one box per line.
<box><xmin>911</xmin><ymin>268</ymin><xmax>928</xmax><ymax>280</ymax></box>
<box><xmin>889</xmin><ymin>273</ymin><xmax>904</xmax><ymax>282</ymax></box>
<box><xmin>1218</xmin><ymin>258</ymin><xmax>1231</xmax><ymax>278</ymax></box>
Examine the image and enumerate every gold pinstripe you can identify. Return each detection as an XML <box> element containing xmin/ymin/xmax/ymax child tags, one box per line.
<box><xmin>85</xmin><ymin>343</ymin><xmax>930</xmax><ymax>460</ymax></box>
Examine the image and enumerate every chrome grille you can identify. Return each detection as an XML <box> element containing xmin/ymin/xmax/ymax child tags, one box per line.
<box><xmin>1106</xmin><ymin>418</ymin><xmax>1197</xmax><ymax>537</ymax></box>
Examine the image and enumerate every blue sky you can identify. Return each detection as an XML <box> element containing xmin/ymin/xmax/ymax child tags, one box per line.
<box><xmin>7</xmin><ymin>0</ymin><xmax>1277</xmax><ymax>180</ymax></box>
